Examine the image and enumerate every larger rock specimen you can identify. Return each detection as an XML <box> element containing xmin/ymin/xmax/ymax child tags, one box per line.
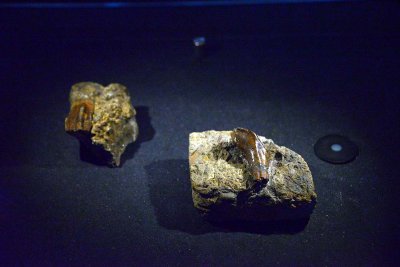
<box><xmin>65</xmin><ymin>82</ymin><xmax>139</xmax><ymax>166</ymax></box>
<box><xmin>189</xmin><ymin>129</ymin><xmax>317</xmax><ymax>221</ymax></box>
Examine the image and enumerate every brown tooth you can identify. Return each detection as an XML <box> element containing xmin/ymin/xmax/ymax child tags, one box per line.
<box><xmin>231</xmin><ymin>128</ymin><xmax>269</xmax><ymax>182</ymax></box>
<box><xmin>65</xmin><ymin>100</ymin><xmax>94</xmax><ymax>132</ymax></box>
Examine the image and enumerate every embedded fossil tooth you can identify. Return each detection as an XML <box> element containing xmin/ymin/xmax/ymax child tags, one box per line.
<box><xmin>65</xmin><ymin>82</ymin><xmax>139</xmax><ymax>167</ymax></box>
<box><xmin>65</xmin><ymin>99</ymin><xmax>94</xmax><ymax>132</ymax></box>
<box><xmin>231</xmin><ymin>127</ymin><xmax>268</xmax><ymax>182</ymax></box>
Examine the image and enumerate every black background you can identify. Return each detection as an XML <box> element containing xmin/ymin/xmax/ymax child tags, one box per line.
<box><xmin>0</xmin><ymin>1</ymin><xmax>399</xmax><ymax>266</ymax></box>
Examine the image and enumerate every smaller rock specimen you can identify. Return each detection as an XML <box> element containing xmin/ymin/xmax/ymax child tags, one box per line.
<box><xmin>189</xmin><ymin>129</ymin><xmax>317</xmax><ymax>221</ymax></box>
<box><xmin>65</xmin><ymin>82</ymin><xmax>139</xmax><ymax>166</ymax></box>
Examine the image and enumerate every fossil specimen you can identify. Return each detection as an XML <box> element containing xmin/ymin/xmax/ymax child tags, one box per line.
<box><xmin>65</xmin><ymin>82</ymin><xmax>139</xmax><ymax>166</ymax></box>
<box><xmin>189</xmin><ymin>129</ymin><xmax>317</xmax><ymax>221</ymax></box>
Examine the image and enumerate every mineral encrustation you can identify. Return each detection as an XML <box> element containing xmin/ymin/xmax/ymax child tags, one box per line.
<box><xmin>65</xmin><ymin>82</ymin><xmax>139</xmax><ymax>166</ymax></box>
<box><xmin>189</xmin><ymin>129</ymin><xmax>317</xmax><ymax>221</ymax></box>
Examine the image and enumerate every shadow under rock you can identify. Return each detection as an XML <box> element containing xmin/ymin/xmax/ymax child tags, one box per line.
<box><xmin>79</xmin><ymin>106</ymin><xmax>155</xmax><ymax>167</ymax></box>
<box><xmin>145</xmin><ymin>159</ymin><xmax>310</xmax><ymax>235</ymax></box>
<box><xmin>121</xmin><ymin>106</ymin><xmax>155</xmax><ymax>165</ymax></box>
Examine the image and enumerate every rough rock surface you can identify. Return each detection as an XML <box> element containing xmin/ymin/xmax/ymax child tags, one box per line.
<box><xmin>65</xmin><ymin>82</ymin><xmax>139</xmax><ymax>166</ymax></box>
<box><xmin>189</xmin><ymin>130</ymin><xmax>317</xmax><ymax>221</ymax></box>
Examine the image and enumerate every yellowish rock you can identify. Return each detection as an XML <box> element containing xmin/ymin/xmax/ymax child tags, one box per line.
<box><xmin>65</xmin><ymin>82</ymin><xmax>138</xmax><ymax>166</ymax></box>
<box><xmin>189</xmin><ymin>130</ymin><xmax>317</xmax><ymax>221</ymax></box>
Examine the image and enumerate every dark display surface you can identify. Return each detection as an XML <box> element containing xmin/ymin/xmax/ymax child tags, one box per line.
<box><xmin>0</xmin><ymin>2</ymin><xmax>399</xmax><ymax>266</ymax></box>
